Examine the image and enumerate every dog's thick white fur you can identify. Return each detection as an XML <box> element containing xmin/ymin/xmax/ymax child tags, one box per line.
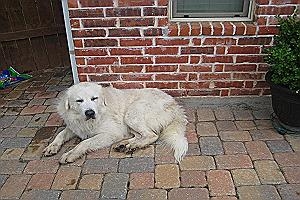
<box><xmin>43</xmin><ymin>82</ymin><xmax>188</xmax><ymax>164</ymax></box>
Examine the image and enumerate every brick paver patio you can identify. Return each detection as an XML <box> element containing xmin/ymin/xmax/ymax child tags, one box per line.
<box><xmin>0</xmin><ymin>68</ymin><xmax>299</xmax><ymax>200</ymax></box>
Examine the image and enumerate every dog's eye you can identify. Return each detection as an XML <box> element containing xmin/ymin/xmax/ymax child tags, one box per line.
<box><xmin>91</xmin><ymin>97</ymin><xmax>98</xmax><ymax>101</ymax></box>
<box><xmin>76</xmin><ymin>99</ymin><xmax>84</xmax><ymax>103</ymax></box>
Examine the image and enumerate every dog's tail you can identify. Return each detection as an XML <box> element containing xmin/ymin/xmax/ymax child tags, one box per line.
<box><xmin>160</xmin><ymin>112</ymin><xmax>188</xmax><ymax>163</ymax></box>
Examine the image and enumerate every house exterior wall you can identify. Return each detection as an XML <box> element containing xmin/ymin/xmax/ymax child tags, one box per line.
<box><xmin>67</xmin><ymin>0</ymin><xmax>299</xmax><ymax>97</ymax></box>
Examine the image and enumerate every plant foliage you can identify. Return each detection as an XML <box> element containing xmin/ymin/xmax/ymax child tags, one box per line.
<box><xmin>265</xmin><ymin>14</ymin><xmax>300</xmax><ymax>92</ymax></box>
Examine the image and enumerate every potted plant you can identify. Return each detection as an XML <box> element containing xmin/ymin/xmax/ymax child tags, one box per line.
<box><xmin>265</xmin><ymin>13</ymin><xmax>300</xmax><ymax>130</ymax></box>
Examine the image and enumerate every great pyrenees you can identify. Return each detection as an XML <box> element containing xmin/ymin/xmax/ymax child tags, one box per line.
<box><xmin>43</xmin><ymin>82</ymin><xmax>188</xmax><ymax>164</ymax></box>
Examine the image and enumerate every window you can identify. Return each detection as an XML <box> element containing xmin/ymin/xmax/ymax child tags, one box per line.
<box><xmin>170</xmin><ymin>0</ymin><xmax>254</xmax><ymax>22</ymax></box>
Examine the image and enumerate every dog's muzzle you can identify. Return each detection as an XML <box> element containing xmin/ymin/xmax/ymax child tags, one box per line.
<box><xmin>85</xmin><ymin>109</ymin><xmax>96</xmax><ymax>120</ymax></box>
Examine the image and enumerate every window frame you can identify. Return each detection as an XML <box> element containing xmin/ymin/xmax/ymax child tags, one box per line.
<box><xmin>169</xmin><ymin>0</ymin><xmax>255</xmax><ymax>22</ymax></box>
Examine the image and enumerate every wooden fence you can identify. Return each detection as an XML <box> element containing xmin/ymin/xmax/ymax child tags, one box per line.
<box><xmin>0</xmin><ymin>0</ymin><xmax>70</xmax><ymax>73</ymax></box>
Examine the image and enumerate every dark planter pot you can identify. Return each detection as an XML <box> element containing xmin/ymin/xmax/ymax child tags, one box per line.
<box><xmin>265</xmin><ymin>71</ymin><xmax>300</xmax><ymax>128</ymax></box>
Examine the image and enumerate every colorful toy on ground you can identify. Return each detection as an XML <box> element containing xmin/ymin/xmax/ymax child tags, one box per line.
<box><xmin>0</xmin><ymin>67</ymin><xmax>32</xmax><ymax>89</ymax></box>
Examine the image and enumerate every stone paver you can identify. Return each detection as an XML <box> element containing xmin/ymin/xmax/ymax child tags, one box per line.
<box><xmin>155</xmin><ymin>164</ymin><xmax>180</xmax><ymax>189</ymax></box>
<box><xmin>180</xmin><ymin>156</ymin><xmax>216</xmax><ymax>170</ymax></box>
<box><xmin>119</xmin><ymin>157</ymin><xmax>154</xmax><ymax>173</ymax></box>
<box><xmin>60</xmin><ymin>190</ymin><xmax>100</xmax><ymax>200</ymax></box>
<box><xmin>83</xmin><ymin>158</ymin><xmax>119</xmax><ymax>174</ymax></box>
<box><xmin>232</xmin><ymin>169</ymin><xmax>260</xmax><ymax>186</ymax></box>
<box><xmin>200</xmin><ymin>137</ymin><xmax>224</xmax><ymax>155</ymax></box>
<box><xmin>237</xmin><ymin>185</ymin><xmax>281</xmax><ymax>200</ymax></box>
<box><xmin>180</xmin><ymin>170</ymin><xmax>207</xmax><ymax>187</ymax></box>
<box><xmin>207</xmin><ymin>170</ymin><xmax>235</xmax><ymax>196</ymax></box>
<box><xmin>245</xmin><ymin>141</ymin><xmax>273</xmax><ymax>160</ymax></box>
<box><xmin>0</xmin><ymin>67</ymin><xmax>299</xmax><ymax>200</ymax></box>
<box><xmin>21</xmin><ymin>190</ymin><xmax>61</xmax><ymax>200</ymax></box>
<box><xmin>51</xmin><ymin>166</ymin><xmax>81</xmax><ymax>190</ymax></box>
<box><xmin>215</xmin><ymin>154</ymin><xmax>253</xmax><ymax>169</ymax></box>
<box><xmin>129</xmin><ymin>172</ymin><xmax>154</xmax><ymax>189</ymax></box>
<box><xmin>168</xmin><ymin>188</ymin><xmax>209</xmax><ymax>200</ymax></box>
<box><xmin>197</xmin><ymin>122</ymin><xmax>218</xmax><ymax>136</ymax></box>
<box><xmin>78</xmin><ymin>174</ymin><xmax>103</xmax><ymax>190</ymax></box>
<box><xmin>0</xmin><ymin>174</ymin><xmax>31</xmax><ymax>199</ymax></box>
<box><xmin>127</xmin><ymin>189</ymin><xmax>167</xmax><ymax>200</ymax></box>
<box><xmin>101</xmin><ymin>173</ymin><xmax>129</xmax><ymax>199</ymax></box>
<box><xmin>254</xmin><ymin>160</ymin><xmax>286</xmax><ymax>184</ymax></box>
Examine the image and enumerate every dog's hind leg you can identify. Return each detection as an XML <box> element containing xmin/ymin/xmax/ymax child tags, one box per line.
<box><xmin>43</xmin><ymin>128</ymin><xmax>76</xmax><ymax>156</ymax></box>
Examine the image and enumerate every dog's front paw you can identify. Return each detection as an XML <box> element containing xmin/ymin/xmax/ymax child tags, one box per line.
<box><xmin>43</xmin><ymin>143</ymin><xmax>61</xmax><ymax>156</ymax></box>
<box><xmin>59</xmin><ymin>150</ymin><xmax>79</xmax><ymax>164</ymax></box>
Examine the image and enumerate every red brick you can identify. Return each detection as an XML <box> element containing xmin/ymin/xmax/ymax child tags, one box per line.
<box><xmin>191</xmin><ymin>23</ymin><xmax>201</xmax><ymax>35</ymax></box>
<box><xmin>179</xmin><ymin>65</ymin><xmax>212</xmax><ymax>72</ymax></box>
<box><xmin>76</xmin><ymin>49</ymin><xmax>107</xmax><ymax>56</ymax></box>
<box><xmin>122</xmin><ymin>74</ymin><xmax>153</xmax><ymax>81</ymax></box>
<box><xmin>256</xmin><ymin>6</ymin><xmax>296</xmax><ymax>15</ymax></box>
<box><xmin>238</xmin><ymin>37</ymin><xmax>272</xmax><ymax>45</ymax></box>
<box><xmin>69</xmin><ymin>9</ymin><xmax>104</xmax><ymax>18</ymax></box>
<box><xmin>143</xmin><ymin>7</ymin><xmax>167</xmax><ymax>16</ymax></box>
<box><xmin>68</xmin><ymin>0</ymin><xmax>78</xmax><ymax>8</ymax></box>
<box><xmin>227</xmin><ymin>46</ymin><xmax>261</xmax><ymax>54</ymax></box>
<box><xmin>181</xmin><ymin>47</ymin><xmax>214</xmax><ymax>54</ymax></box>
<box><xmin>179</xmin><ymin>23</ymin><xmax>190</xmax><ymax>36</ymax></box>
<box><xmin>214</xmin><ymin>81</ymin><xmax>244</xmax><ymax>88</ymax></box>
<box><xmin>120</xmin><ymin>38</ymin><xmax>152</xmax><ymax>46</ymax></box>
<box><xmin>180</xmin><ymin>82</ymin><xmax>210</xmax><ymax>89</ymax></box>
<box><xmin>120</xmin><ymin>18</ymin><xmax>154</xmax><ymax>27</ymax></box>
<box><xmin>234</xmin><ymin>22</ymin><xmax>246</xmax><ymax>35</ymax></box>
<box><xmin>121</xmin><ymin>56</ymin><xmax>153</xmax><ymax>64</ymax></box>
<box><xmin>245</xmin><ymin>24</ymin><xmax>257</xmax><ymax>35</ymax></box>
<box><xmin>113</xmin><ymin>82</ymin><xmax>144</xmax><ymax>89</ymax></box>
<box><xmin>146</xmin><ymin>65</ymin><xmax>178</xmax><ymax>72</ymax></box>
<box><xmin>236</xmin><ymin>55</ymin><xmax>264</xmax><ymax>63</ymax></box>
<box><xmin>106</xmin><ymin>8</ymin><xmax>141</xmax><ymax>17</ymax></box>
<box><xmin>212</xmin><ymin>22</ymin><xmax>223</xmax><ymax>36</ymax></box>
<box><xmin>109</xmin><ymin>28</ymin><xmax>140</xmax><ymax>37</ymax></box>
<box><xmin>155</xmin><ymin>56</ymin><xmax>188</xmax><ymax>64</ymax></box>
<box><xmin>144</xmin><ymin>28</ymin><xmax>163</xmax><ymax>36</ymax></box>
<box><xmin>224</xmin><ymin>64</ymin><xmax>257</xmax><ymax>72</ymax></box>
<box><xmin>230</xmin><ymin>89</ymin><xmax>261</xmax><ymax>96</ymax></box>
<box><xmin>223</xmin><ymin>22</ymin><xmax>234</xmax><ymax>35</ymax></box>
<box><xmin>119</xmin><ymin>0</ymin><xmax>154</xmax><ymax>6</ymax></box>
<box><xmin>156</xmin><ymin>38</ymin><xmax>189</xmax><ymax>45</ymax></box>
<box><xmin>145</xmin><ymin>47</ymin><xmax>178</xmax><ymax>55</ymax></box>
<box><xmin>130</xmin><ymin>172</ymin><xmax>154</xmax><ymax>189</ymax></box>
<box><xmin>70</xmin><ymin>19</ymin><xmax>80</xmax><ymax>28</ymax></box>
<box><xmin>146</xmin><ymin>82</ymin><xmax>178</xmax><ymax>89</ymax></box>
<box><xmin>111</xmin><ymin>65</ymin><xmax>143</xmax><ymax>73</ymax></box>
<box><xmin>72</xmin><ymin>29</ymin><xmax>106</xmax><ymax>38</ymax></box>
<box><xmin>167</xmin><ymin>24</ymin><xmax>178</xmax><ymax>36</ymax></box>
<box><xmin>85</xmin><ymin>39</ymin><xmax>118</xmax><ymax>47</ymax></box>
<box><xmin>199</xmin><ymin>73</ymin><xmax>231</xmax><ymax>80</ymax></box>
<box><xmin>76</xmin><ymin>58</ymin><xmax>85</xmax><ymax>65</ymax></box>
<box><xmin>258</xmin><ymin>26</ymin><xmax>279</xmax><ymax>35</ymax></box>
<box><xmin>89</xmin><ymin>74</ymin><xmax>120</xmax><ymax>82</ymax></box>
<box><xmin>82</xmin><ymin>19</ymin><xmax>116</xmax><ymax>27</ymax></box>
<box><xmin>87</xmin><ymin>57</ymin><xmax>119</xmax><ymax>65</ymax></box>
<box><xmin>79</xmin><ymin>0</ymin><xmax>113</xmax><ymax>7</ymax></box>
<box><xmin>156</xmin><ymin>73</ymin><xmax>187</xmax><ymax>81</ymax></box>
<box><xmin>190</xmin><ymin>56</ymin><xmax>201</xmax><ymax>64</ymax></box>
<box><xmin>73</xmin><ymin>39</ymin><xmax>83</xmax><ymax>48</ymax></box>
<box><xmin>110</xmin><ymin>48</ymin><xmax>142</xmax><ymax>55</ymax></box>
<box><xmin>202</xmin><ymin>56</ymin><xmax>233</xmax><ymax>63</ymax></box>
<box><xmin>158</xmin><ymin>18</ymin><xmax>168</xmax><ymax>26</ymax></box>
<box><xmin>216</xmin><ymin>46</ymin><xmax>226</xmax><ymax>54</ymax></box>
<box><xmin>202</xmin><ymin>22</ymin><xmax>212</xmax><ymax>35</ymax></box>
<box><xmin>207</xmin><ymin>170</ymin><xmax>235</xmax><ymax>196</ymax></box>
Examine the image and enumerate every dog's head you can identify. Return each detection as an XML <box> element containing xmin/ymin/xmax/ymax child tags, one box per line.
<box><xmin>59</xmin><ymin>82</ymin><xmax>106</xmax><ymax>121</ymax></box>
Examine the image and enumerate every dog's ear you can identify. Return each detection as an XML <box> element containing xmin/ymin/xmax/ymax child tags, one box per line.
<box><xmin>64</xmin><ymin>97</ymin><xmax>70</xmax><ymax>110</ymax></box>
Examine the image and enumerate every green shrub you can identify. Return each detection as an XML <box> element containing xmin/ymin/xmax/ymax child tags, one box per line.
<box><xmin>265</xmin><ymin>14</ymin><xmax>300</xmax><ymax>92</ymax></box>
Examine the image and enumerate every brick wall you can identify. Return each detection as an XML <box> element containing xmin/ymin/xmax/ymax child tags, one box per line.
<box><xmin>67</xmin><ymin>0</ymin><xmax>299</xmax><ymax>97</ymax></box>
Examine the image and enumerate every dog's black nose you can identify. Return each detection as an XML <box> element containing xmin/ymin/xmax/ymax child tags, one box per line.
<box><xmin>85</xmin><ymin>109</ymin><xmax>95</xmax><ymax>119</ymax></box>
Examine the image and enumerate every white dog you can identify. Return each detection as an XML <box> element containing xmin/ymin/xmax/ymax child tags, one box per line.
<box><xmin>43</xmin><ymin>82</ymin><xmax>188</xmax><ymax>164</ymax></box>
